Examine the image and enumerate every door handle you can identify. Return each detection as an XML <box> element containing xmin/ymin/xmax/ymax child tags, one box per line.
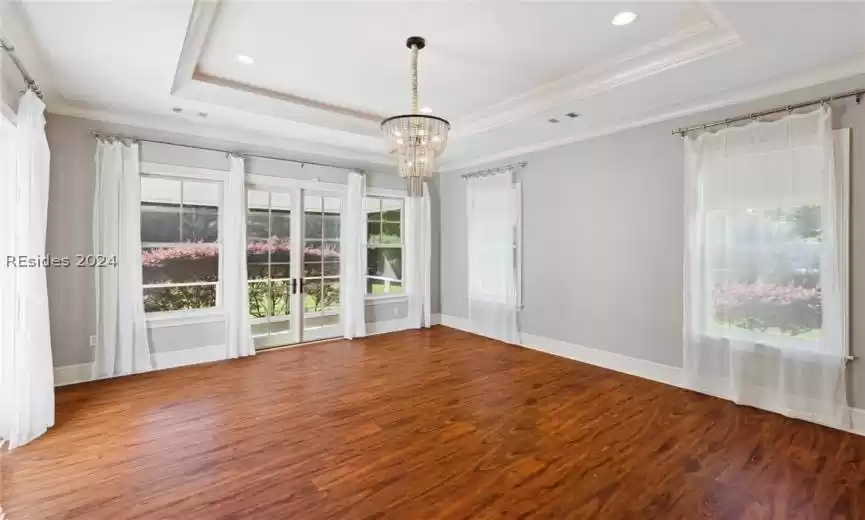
<box><xmin>291</xmin><ymin>278</ymin><xmax>298</xmax><ymax>294</ymax></box>
<box><xmin>299</xmin><ymin>278</ymin><xmax>304</xmax><ymax>294</ymax></box>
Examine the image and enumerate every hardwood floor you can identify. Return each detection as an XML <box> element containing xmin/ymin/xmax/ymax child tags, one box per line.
<box><xmin>3</xmin><ymin>326</ymin><xmax>864</xmax><ymax>519</ymax></box>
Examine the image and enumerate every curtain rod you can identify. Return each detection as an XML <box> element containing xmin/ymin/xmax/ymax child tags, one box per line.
<box><xmin>461</xmin><ymin>161</ymin><xmax>527</xmax><ymax>179</ymax></box>
<box><xmin>89</xmin><ymin>131</ymin><xmax>362</xmax><ymax>173</ymax></box>
<box><xmin>672</xmin><ymin>87</ymin><xmax>864</xmax><ymax>137</ymax></box>
<box><xmin>0</xmin><ymin>36</ymin><xmax>43</xmax><ymax>100</ymax></box>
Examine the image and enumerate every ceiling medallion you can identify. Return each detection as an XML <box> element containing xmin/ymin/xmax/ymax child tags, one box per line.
<box><xmin>381</xmin><ymin>36</ymin><xmax>451</xmax><ymax>196</ymax></box>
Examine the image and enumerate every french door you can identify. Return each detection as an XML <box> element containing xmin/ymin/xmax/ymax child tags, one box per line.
<box><xmin>246</xmin><ymin>183</ymin><xmax>344</xmax><ymax>349</ymax></box>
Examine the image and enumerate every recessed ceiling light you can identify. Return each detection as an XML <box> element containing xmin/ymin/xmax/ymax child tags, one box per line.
<box><xmin>420</xmin><ymin>107</ymin><xmax>433</xmax><ymax>114</ymax></box>
<box><xmin>548</xmin><ymin>117</ymin><xmax>560</xmax><ymax>124</ymax></box>
<box><xmin>235</xmin><ymin>54</ymin><xmax>255</xmax><ymax>65</ymax></box>
<box><xmin>565</xmin><ymin>112</ymin><xmax>581</xmax><ymax>119</ymax></box>
<box><xmin>612</xmin><ymin>12</ymin><xmax>637</xmax><ymax>26</ymax></box>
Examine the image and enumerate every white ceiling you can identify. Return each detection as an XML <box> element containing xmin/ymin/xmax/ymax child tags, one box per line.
<box><xmin>9</xmin><ymin>0</ymin><xmax>865</xmax><ymax>172</ymax></box>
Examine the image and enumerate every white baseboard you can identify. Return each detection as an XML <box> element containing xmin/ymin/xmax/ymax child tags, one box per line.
<box><xmin>366</xmin><ymin>315</ymin><xmax>441</xmax><ymax>335</ymax></box>
<box><xmin>151</xmin><ymin>344</ymin><xmax>225</xmax><ymax>370</ymax></box>
<box><xmin>439</xmin><ymin>314</ymin><xmax>472</xmax><ymax>332</ymax></box>
<box><xmin>853</xmin><ymin>408</ymin><xmax>865</xmax><ymax>435</ymax></box>
<box><xmin>438</xmin><ymin>314</ymin><xmax>865</xmax><ymax>437</ymax></box>
<box><xmin>54</xmin><ymin>344</ymin><xmax>226</xmax><ymax>387</ymax></box>
<box><xmin>520</xmin><ymin>332</ymin><xmax>686</xmax><ymax>390</ymax></box>
<box><xmin>54</xmin><ymin>363</ymin><xmax>96</xmax><ymax>387</ymax></box>
<box><xmin>366</xmin><ymin>318</ymin><xmax>411</xmax><ymax>336</ymax></box>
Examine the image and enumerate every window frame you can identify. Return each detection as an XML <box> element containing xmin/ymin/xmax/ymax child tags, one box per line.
<box><xmin>139</xmin><ymin>164</ymin><xmax>227</xmax><ymax>322</ymax></box>
<box><xmin>699</xmin><ymin>129</ymin><xmax>850</xmax><ymax>356</ymax></box>
<box><xmin>364</xmin><ymin>189</ymin><xmax>407</xmax><ymax>303</ymax></box>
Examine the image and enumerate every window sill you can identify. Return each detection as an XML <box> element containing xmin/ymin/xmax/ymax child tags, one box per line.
<box><xmin>365</xmin><ymin>294</ymin><xmax>408</xmax><ymax>305</ymax></box>
<box><xmin>146</xmin><ymin>309</ymin><xmax>224</xmax><ymax>328</ymax></box>
<box><xmin>703</xmin><ymin>327</ymin><xmax>841</xmax><ymax>360</ymax></box>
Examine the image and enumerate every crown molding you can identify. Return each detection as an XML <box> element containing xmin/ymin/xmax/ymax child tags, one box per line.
<box><xmin>171</xmin><ymin>0</ymin><xmax>742</xmax><ymax>146</ymax></box>
<box><xmin>48</xmin><ymin>101</ymin><xmax>394</xmax><ymax>169</ymax></box>
<box><xmin>0</xmin><ymin>0</ymin><xmax>60</xmax><ymax>105</ymax></box>
<box><xmin>440</xmin><ymin>55</ymin><xmax>865</xmax><ymax>172</ymax></box>
<box><xmin>172</xmin><ymin>0</ymin><xmax>383</xmax><ymax>136</ymax></box>
<box><xmin>452</xmin><ymin>6</ymin><xmax>742</xmax><ymax>138</ymax></box>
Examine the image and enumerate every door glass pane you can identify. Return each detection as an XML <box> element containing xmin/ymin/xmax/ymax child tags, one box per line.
<box><xmin>303</xmin><ymin>195</ymin><xmax>341</xmax><ymax>338</ymax></box>
<box><xmin>247</xmin><ymin>189</ymin><xmax>294</xmax><ymax>348</ymax></box>
<box><xmin>303</xmin><ymin>279</ymin><xmax>323</xmax><ymax>312</ymax></box>
<box><xmin>322</xmin><ymin>280</ymin><xmax>340</xmax><ymax>311</ymax></box>
<box><xmin>248</xmin><ymin>280</ymin><xmax>270</xmax><ymax>319</ymax></box>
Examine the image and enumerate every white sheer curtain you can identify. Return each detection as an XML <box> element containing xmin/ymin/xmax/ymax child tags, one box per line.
<box><xmin>467</xmin><ymin>171</ymin><xmax>520</xmax><ymax>344</ymax></box>
<box><xmin>0</xmin><ymin>92</ymin><xmax>55</xmax><ymax>449</ymax></box>
<box><xmin>224</xmin><ymin>155</ymin><xmax>255</xmax><ymax>358</ymax></box>
<box><xmin>93</xmin><ymin>139</ymin><xmax>152</xmax><ymax>378</ymax></box>
<box><xmin>684</xmin><ymin>106</ymin><xmax>849</xmax><ymax>428</ymax></box>
<box><xmin>405</xmin><ymin>183</ymin><xmax>432</xmax><ymax>329</ymax></box>
<box><xmin>341</xmin><ymin>172</ymin><xmax>367</xmax><ymax>338</ymax></box>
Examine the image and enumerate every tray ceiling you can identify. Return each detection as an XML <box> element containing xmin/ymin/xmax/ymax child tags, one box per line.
<box><xmin>12</xmin><ymin>0</ymin><xmax>865</xmax><ymax>171</ymax></box>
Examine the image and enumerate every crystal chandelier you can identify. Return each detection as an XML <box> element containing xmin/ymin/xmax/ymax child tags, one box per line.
<box><xmin>381</xmin><ymin>36</ymin><xmax>451</xmax><ymax>196</ymax></box>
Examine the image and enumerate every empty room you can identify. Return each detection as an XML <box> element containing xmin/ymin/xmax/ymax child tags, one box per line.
<box><xmin>2</xmin><ymin>0</ymin><xmax>865</xmax><ymax>518</ymax></box>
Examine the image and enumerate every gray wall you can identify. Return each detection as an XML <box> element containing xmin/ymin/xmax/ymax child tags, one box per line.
<box><xmin>439</xmin><ymin>74</ymin><xmax>865</xmax><ymax>406</ymax></box>
<box><xmin>45</xmin><ymin>113</ymin><xmax>423</xmax><ymax>367</ymax></box>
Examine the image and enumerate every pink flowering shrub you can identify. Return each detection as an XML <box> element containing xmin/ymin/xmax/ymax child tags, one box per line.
<box><xmin>141</xmin><ymin>238</ymin><xmax>340</xmax><ymax>313</ymax></box>
<box><xmin>713</xmin><ymin>281</ymin><xmax>821</xmax><ymax>336</ymax></box>
<box><xmin>141</xmin><ymin>243</ymin><xmax>220</xmax><ymax>268</ymax></box>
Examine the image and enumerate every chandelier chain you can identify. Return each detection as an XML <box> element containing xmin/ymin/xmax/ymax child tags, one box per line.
<box><xmin>380</xmin><ymin>37</ymin><xmax>450</xmax><ymax>195</ymax></box>
<box><xmin>410</xmin><ymin>45</ymin><xmax>419</xmax><ymax>115</ymax></box>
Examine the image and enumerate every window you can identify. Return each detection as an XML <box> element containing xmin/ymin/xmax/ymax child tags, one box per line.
<box><xmin>687</xmin><ymin>118</ymin><xmax>848</xmax><ymax>356</ymax></box>
<box><xmin>140</xmin><ymin>177</ymin><xmax>221</xmax><ymax>313</ymax></box>
<box><xmin>707</xmin><ymin>206</ymin><xmax>824</xmax><ymax>346</ymax></box>
<box><xmin>365</xmin><ymin>196</ymin><xmax>403</xmax><ymax>296</ymax></box>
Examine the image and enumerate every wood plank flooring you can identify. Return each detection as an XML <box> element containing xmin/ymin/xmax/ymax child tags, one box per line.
<box><xmin>2</xmin><ymin>326</ymin><xmax>865</xmax><ymax>519</ymax></box>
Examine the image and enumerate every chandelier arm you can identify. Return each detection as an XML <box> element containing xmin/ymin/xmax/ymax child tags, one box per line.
<box><xmin>410</xmin><ymin>45</ymin><xmax>419</xmax><ymax>115</ymax></box>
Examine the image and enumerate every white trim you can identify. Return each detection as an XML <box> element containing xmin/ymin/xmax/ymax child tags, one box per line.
<box><xmin>53</xmin><ymin>343</ymin><xmax>228</xmax><ymax>386</ymax></box>
<box><xmin>854</xmin><ymin>408</ymin><xmax>865</xmax><ymax>435</ymax></box>
<box><xmin>1</xmin><ymin>0</ymin><xmax>60</xmax><ymax>103</ymax></box>
<box><xmin>440</xmin><ymin>314</ymin><xmax>473</xmax><ymax>332</ymax></box>
<box><xmin>54</xmin><ymin>363</ymin><xmax>96</xmax><ymax>387</ymax></box>
<box><xmin>437</xmin><ymin>314</ymin><xmax>865</xmax><ymax>437</ymax></box>
<box><xmin>246</xmin><ymin>173</ymin><xmax>347</xmax><ymax>192</ymax></box>
<box><xmin>365</xmin><ymin>294</ymin><xmax>408</xmax><ymax>305</ymax></box>
<box><xmin>453</xmin><ymin>18</ymin><xmax>740</xmax><ymax>139</ymax></box>
<box><xmin>301</xmin><ymin>325</ymin><xmax>343</xmax><ymax>343</ymax></box>
<box><xmin>150</xmin><ymin>344</ymin><xmax>225</xmax><ymax>370</ymax></box>
<box><xmin>430</xmin><ymin>313</ymin><xmax>442</xmax><ymax>326</ymax></box>
<box><xmin>366</xmin><ymin>317</ymin><xmax>412</xmax><ymax>336</ymax></box>
<box><xmin>440</xmin><ymin>55</ymin><xmax>865</xmax><ymax>173</ymax></box>
<box><xmin>50</xmin><ymin>101</ymin><xmax>394</xmax><ymax>168</ymax></box>
<box><xmin>140</xmin><ymin>161</ymin><xmax>228</xmax><ymax>180</ymax></box>
<box><xmin>520</xmin><ymin>332</ymin><xmax>686</xmax><ymax>390</ymax></box>
<box><xmin>366</xmin><ymin>186</ymin><xmax>405</xmax><ymax>198</ymax></box>
<box><xmin>146</xmin><ymin>310</ymin><xmax>224</xmax><ymax>328</ymax></box>
<box><xmin>170</xmin><ymin>0</ymin><xmax>219</xmax><ymax>96</ymax></box>
<box><xmin>837</xmin><ymin>129</ymin><xmax>851</xmax><ymax>359</ymax></box>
